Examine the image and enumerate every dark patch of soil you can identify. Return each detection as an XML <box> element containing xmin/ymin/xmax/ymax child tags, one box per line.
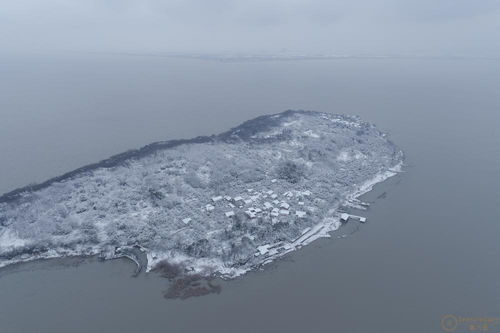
<box><xmin>153</xmin><ymin>260</ymin><xmax>222</xmax><ymax>300</ymax></box>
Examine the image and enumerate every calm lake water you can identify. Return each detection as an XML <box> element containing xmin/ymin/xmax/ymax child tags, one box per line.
<box><xmin>0</xmin><ymin>55</ymin><xmax>499</xmax><ymax>333</ymax></box>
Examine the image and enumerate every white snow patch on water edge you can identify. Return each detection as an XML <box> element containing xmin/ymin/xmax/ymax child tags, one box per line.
<box><xmin>346</xmin><ymin>162</ymin><xmax>403</xmax><ymax>204</ymax></box>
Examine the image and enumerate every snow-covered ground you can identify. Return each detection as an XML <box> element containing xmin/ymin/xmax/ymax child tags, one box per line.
<box><xmin>0</xmin><ymin>110</ymin><xmax>404</xmax><ymax>278</ymax></box>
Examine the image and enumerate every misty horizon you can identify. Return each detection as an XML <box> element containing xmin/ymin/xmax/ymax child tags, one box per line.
<box><xmin>2</xmin><ymin>0</ymin><xmax>500</xmax><ymax>57</ymax></box>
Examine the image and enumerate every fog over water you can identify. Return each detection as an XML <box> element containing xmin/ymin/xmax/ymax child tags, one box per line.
<box><xmin>0</xmin><ymin>55</ymin><xmax>499</xmax><ymax>332</ymax></box>
<box><xmin>2</xmin><ymin>0</ymin><xmax>500</xmax><ymax>56</ymax></box>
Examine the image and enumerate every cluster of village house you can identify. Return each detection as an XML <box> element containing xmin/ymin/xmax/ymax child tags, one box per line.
<box><xmin>181</xmin><ymin>179</ymin><xmax>311</xmax><ymax>225</ymax></box>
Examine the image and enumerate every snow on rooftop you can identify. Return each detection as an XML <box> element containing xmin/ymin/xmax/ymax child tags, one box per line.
<box><xmin>295</xmin><ymin>211</ymin><xmax>307</xmax><ymax>218</ymax></box>
<box><xmin>245</xmin><ymin>211</ymin><xmax>257</xmax><ymax>219</ymax></box>
<box><xmin>280</xmin><ymin>202</ymin><xmax>290</xmax><ymax>209</ymax></box>
<box><xmin>257</xmin><ymin>245</ymin><xmax>270</xmax><ymax>256</ymax></box>
<box><xmin>206</xmin><ymin>204</ymin><xmax>215</xmax><ymax>212</ymax></box>
<box><xmin>182</xmin><ymin>218</ymin><xmax>192</xmax><ymax>224</ymax></box>
<box><xmin>225</xmin><ymin>211</ymin><xmax>235</xmax><ymax>218</ymax></box>
<box><xmin>212</xmin><ymin>196</ymin><xmax>223</xmax><ymax>202</ymax></box>
<box><xmin>340</xmin><ymin>213</ymin><xmax>349</xmax><ymax>221</ymax></box>
<box><xmin>279</xmin><ymin>209</ymin><xmax>290</xmax><ymax>215</ymax></box>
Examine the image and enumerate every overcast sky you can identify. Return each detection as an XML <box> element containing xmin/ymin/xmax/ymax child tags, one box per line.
<box><xmin>1</xmin><ymin>0</ymin><xmax>499</xmax><ymax>56</ymax></box>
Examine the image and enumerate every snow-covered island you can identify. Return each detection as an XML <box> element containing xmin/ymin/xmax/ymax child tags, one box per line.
<box><xmin>0</xmin><ymin>110</ymin><xmax>403</xmax><ymax>279</ymax></box>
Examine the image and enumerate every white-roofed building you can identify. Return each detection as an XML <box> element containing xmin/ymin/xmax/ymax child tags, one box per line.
<box><xmin>295</xmin><ymin>211</ymin><xmax>307</xmax><ymax>218</ymax></box>
<box><xmin>245</xmin><ymin>210</ymin><xmax>257</xmax><ymax>219</ymax></box>
<box><xmin>271</xmin><ymin>208</ymin><xmax>280</xmax><ymax>217</ymax></box>
<box><xmin>212</xmin><ymin>196</ymin><xmax>223</xmax><ymax>202</ymax></box>
<box><xmin>280</xmin><ymin>202</ymin><xmax>290</xmax><ymax>210</ymax></box>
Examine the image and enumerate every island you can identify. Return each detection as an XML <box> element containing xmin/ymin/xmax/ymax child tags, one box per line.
<box><xmin>0</xmin><ymin>110</ymin><xmax>404</xmax><ymax>281</ymax></box>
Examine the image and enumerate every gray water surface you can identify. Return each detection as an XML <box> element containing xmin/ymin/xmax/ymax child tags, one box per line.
<box><xmin>0</xmin><ymin>56</ymin><xmax>499</xmax><ymax>333</ymax></box>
